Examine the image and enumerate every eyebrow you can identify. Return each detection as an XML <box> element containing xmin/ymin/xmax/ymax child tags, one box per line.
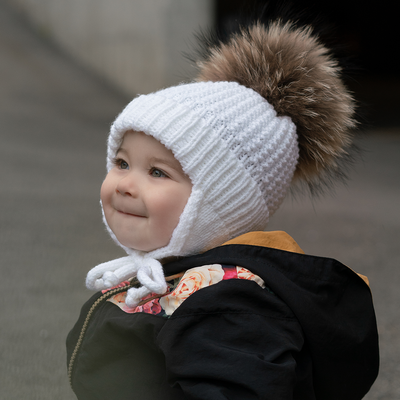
<box><xmin>150</xmin><ymin>157</ymin><xmax>185</xmax><ymax>174</ymax></box>
<box><xmin>116</xmin><ymin>147</ymin><xmax>128</xmax><ymax>156</ymax></box>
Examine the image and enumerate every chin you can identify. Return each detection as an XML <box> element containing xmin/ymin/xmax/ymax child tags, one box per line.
<box><xmin>119</xmin><ymin>240</ymin><xmax>160</xmax><ymax>253</ymax></box>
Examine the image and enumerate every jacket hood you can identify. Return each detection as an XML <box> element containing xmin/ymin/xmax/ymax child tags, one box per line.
<box><xmin>163</xmin><ymin>231</ymin><xmax>379</xmax><ymax>400</ymax></box>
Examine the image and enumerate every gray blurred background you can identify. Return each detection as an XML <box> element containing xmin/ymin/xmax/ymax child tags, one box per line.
<box><xmin>0</xmin><ymin>0</ymin><xmax>399</xmax><ymax>399</ymax></box>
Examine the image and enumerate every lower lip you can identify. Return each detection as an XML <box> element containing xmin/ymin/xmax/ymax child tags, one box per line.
<box><xmin>117</xmin><ymin>210</ymin><xmax>145</xmax><ymax>218</ymax></box>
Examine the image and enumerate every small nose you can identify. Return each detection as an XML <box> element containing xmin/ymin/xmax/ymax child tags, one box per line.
<box><xmin>116</xmin><ymin>173</ymin><xmax>138</xmax><ymax>197</ymax></box>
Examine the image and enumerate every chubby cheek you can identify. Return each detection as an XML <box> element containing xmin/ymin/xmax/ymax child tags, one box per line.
<box><xmin>149</xmin><ymin>190</ymin><xmax>189</xmax><ymax>242</ymax></box>
<box><xmin>100</xmin><ymin>176</ymin><xmax>114</xmax><ymax>219</ymax></box>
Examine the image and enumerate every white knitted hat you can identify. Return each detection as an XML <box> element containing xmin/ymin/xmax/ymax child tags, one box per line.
<box><xmin>86</xmin><ymin>21</ymin><xmax>356</xmax><ymax>306</ymax></box>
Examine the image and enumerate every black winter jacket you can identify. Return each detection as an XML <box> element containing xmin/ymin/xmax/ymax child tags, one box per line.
<box><xmin>67</xmin><ymin>232</ymin><xmax>379</xmax><ymax>399</ymax></box>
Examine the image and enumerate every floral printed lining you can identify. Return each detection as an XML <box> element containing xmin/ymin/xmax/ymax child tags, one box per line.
<box><xmin>104</xmin><ymin>264</ymin><xmax>265</xmax><ymax>316</ymax></box>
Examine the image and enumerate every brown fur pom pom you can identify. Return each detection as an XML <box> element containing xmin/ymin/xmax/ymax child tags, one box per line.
<box><xmin>196</xmin><ymin>21</ymin><xmax>357</xmax><ymax>193</ymax></box>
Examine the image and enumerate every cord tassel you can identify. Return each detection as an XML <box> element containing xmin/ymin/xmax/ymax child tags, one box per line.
<box><xmin>86</xmin><ymin>255</ymin><xmax>168</xmax><ymax>307</ymax></box>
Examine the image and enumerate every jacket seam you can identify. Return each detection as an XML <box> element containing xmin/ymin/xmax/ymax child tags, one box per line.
<box><xmin>168</xmin><ymin>310</ymin><xmax>297</xmax><ymax>321</ymax></box>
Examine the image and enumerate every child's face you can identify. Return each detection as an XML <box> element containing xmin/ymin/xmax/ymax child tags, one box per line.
<box><xmin>101</xmin><ymin>131</ymin><xmax>192</xmax><ymax>252</ymax></box>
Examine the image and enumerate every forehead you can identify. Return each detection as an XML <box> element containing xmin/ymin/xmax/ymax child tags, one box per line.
<box><xmin>119</xmin><ymin>130</ymin><xmax>168</xmax><ymax>153</ymax></box>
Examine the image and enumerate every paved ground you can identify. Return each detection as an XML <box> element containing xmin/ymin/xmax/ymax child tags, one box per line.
<box><xmin>1</xmin><ymin>2</ymin><xmax>399</xmax><ymax>399</ymax></box>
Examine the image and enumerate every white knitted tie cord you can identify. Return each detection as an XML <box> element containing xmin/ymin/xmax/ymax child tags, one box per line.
<box><xmin>86</xmin><ymin>255</ymin><xmax>168</xmax><ymax>307</ymax></box>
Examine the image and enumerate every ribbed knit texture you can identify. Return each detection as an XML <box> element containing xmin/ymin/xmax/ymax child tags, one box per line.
<box><xmin>87</xmin><ymin>81</ymin><xmax>299</xmax><ymax>305</ymax></box>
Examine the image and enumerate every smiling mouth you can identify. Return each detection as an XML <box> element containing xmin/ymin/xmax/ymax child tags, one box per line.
<box><xmin>117</xmin><ymin>210</ymin><xmax>146</xmax><ymax>218</ymax></box>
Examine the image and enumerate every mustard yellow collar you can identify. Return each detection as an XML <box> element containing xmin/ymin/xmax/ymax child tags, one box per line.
<box><xmin>222</xmin><ymin>231</ymin><xmax>304</xmax><ymax>254</ymax></box>
<box><xmin>223</xmin><ymin>231</ymin><xmax>370</xmax><ymax>287</ymax></box>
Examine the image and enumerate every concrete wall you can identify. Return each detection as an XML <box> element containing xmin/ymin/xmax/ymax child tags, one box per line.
<box><xmin>9</xmin><ymin>0</ymin><xmax>214</xmax><ymax>95</ymax></box>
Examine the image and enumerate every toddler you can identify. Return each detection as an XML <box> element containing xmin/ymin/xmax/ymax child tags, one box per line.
<box><xmin>67</xmin><ymin>20</ymin><xmax>379</xmax><ymax>400</ymax></box>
